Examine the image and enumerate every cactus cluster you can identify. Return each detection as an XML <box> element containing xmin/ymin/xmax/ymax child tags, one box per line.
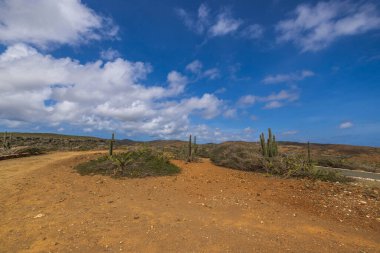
<box><xmin>3</xmin><ymin>132</ymin><xmax>12</xmax><ymax>151</ymax></box>
<box><xmin>259</xmin><ymin>128</ymin><xmax>278</xmax><ymax>157</ymax></box>
<box><xmin>187</xmin><ymin>134</ymin><xmax>197</xmax><ymax>162</ymax></box>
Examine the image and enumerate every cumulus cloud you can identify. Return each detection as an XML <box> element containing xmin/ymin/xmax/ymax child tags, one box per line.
<box><xmin>185</xmin><ymin>60</ymin><xmax>220</xmax><ymax>80</ymax></box>
<box><xmin>176</xmin><ymin>3</ymin><xmax>262</xmax><ymax>39</ymax></box>
<box><xmin>276</xmin><ymin>0</ymin><xmax>380</xmax><ymax>52</ymax></box>
<box><xmin>339</xmin><ymin>121</ymin><xmax>353</xmax><ymax>129</ymax></box>
<box><xmin>0</xmin><ymin>0</ymin><xmax>118</xmax><ymax>48</ymax></box>
<box><xmin>100</xmin><ymin>48</ymin><xmax>120</xmax><ymax>61</ymax></box>
<box><xmin>262</xmin><ymin>70</ymin><xmax>315</xmax><ymax>84</ymax></box>
<box><xmin>0</xmin><ymin>43</ymin><xmax>223</xmax><ymax>137</ymax></box>
<box><xmin>237</xmin><ymin>95</ymin><xmax>256</xmax><ymax>107</ymax></box>
<box><xmin>223</xmin><ymin>109</ymin><xmax>237</xmax><ymax>119</ymax></box>
<box><xmin>209</xmin><ymin>10</ymin><xmax>242</xmax><ymax>37</ymax></box>
<box><xmin>237</xmin><ymin>89</ymin><xmax>299</xmax><ymax>109</ymax></box>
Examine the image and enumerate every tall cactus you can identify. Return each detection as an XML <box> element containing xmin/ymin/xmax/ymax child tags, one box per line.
<box><xmin>307</xmin><ymin>141</ymin><xmax>311</xmax><ymax>165</ymax></box>
<box><xmin>267</xmin><ymin>128</ymin><xmax>273</xmax><ymax>156</ymax></box>
<box><xmin>187</xmin><ymin>134</ymin><xmax>192</xmax><ymax>162</ymax></box>
<box><xmin>109</xmin><ymin>132</ymin><xmax>115</xmax><ymax>156</ymax></box>
<box><xmin>260</xmin><ymin>133</ymin><xmax>267</xmax><ymax>156</ymax></box>
<box><xmin>260</xmin><ymin>128</ymin><xmax>278</xmax><ymax>158</ymax></box>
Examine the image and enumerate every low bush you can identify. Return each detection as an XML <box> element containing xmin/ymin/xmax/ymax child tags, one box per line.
<box><xmin>14</xmin><ymin>147</ymin><xmax>45</xmax><ymax>155</ymax></box>
<box><xmin>210</xmin><ymin>142</ymin><xmax>262</xmax><ymax>171</ymax></box>
<box><xmin>209</xmin><ymin>143</ymin><xmax>351</xmax><ymax>183</ymax></box>
<box><xmin>75</xmin><ymin>148</ymin><xmax>180</xmax><ymax>178</ymax></box>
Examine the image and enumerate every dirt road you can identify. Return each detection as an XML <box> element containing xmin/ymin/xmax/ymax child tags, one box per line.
<box><xmin>0</xmin><ymin>152</ymin><xmax>379</xmax><ymax>252</ymax></box>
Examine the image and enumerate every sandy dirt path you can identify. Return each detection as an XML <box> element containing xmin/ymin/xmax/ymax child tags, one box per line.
<box><xmin>0</xmin><ymin>152</ymin><xmax>379</xmax><ymax>252</ymax></box>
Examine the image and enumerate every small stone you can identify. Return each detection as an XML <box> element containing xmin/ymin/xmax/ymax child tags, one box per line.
<box><xmin>33</xmin><ymin>213</ymin><xmax>45</xmax><ymax>218</ymax></box>
<box><xmin>133</xmin><ymin>215</ymin><xmax>139</xmax><ymax>219</ymax></box>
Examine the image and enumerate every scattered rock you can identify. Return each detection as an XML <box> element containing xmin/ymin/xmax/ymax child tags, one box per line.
<box><xmin>33</xmin><ymin>213</ymin><xmax>45</xmax><ymax>218</ymax></box>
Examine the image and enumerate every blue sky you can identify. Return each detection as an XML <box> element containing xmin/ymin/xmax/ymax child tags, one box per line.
<box><xmin>0</xmin><ymin>0</ymin><xmax>379</xmax><ymax>146</ymax></box>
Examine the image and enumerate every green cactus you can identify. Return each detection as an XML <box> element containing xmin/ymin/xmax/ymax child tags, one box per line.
<box><xmin>187</xmin><ymin>134</ymin><xmax>192</xmax><ymax>162</ymax></box>
<box><xmin>260</xmin><ymin>128</ymin><xmax>278</xmax><ymax>158</ymax></box>
<box><xmin>109</xmin><ymin>132</ymin><xmax>115</xmax><ymax>156</ymax></box>
<box><xmin>260</xmin><ymin>133</ymin><xmax>267</xmax><ymax>156</ymax></box>
<box><xmin>307</xmin><ymin>141</ymin><xmax>311</xmax><ymax>165</ymax></box>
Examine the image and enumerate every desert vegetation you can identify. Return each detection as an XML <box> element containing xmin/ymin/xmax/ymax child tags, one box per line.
<box><xmin>75</xmin><ymin>146</ymin><xmax>180</xmax><ymax>178</ymax></box>
<box><xmin>208</xmin><ymin>130</ymin><xmax>351</xmax><ymax>183</ymax></box>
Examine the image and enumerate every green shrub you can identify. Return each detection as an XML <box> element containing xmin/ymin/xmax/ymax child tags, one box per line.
<box><xmin>210</xmin><ymin>143</ymin><xmax>262</xmax><ymax>171</ymax></box>
<box><xmin>75</xmin><ymin>148</ymin><xmax>180</xmax><ymax>178</ymax></box>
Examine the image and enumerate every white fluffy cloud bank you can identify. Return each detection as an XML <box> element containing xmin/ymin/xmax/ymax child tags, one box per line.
<box><xmin>0</xmin><ymin>44</ymin><xmax>223</xmax><ymax>137</ymax></box>
<box><xmin>0</xmin><ymin>0</ymin><xmax>225</xmax><ymax>138</ymax></box>
<box><xmin>0</xmin><ymin>0</ymin><xmax>118</xmax><ymax>48</ymax></box>
<box><xmin>276</xmin><ymin>0</ymin><xmax>380</xmax><ymax>52</ymax></box>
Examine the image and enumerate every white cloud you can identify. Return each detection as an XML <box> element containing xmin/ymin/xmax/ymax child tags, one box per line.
<box><xmin>263</xmin><ymin>101</ymin><xmax>283</xmax><ymax>109</ymax></box>
<box><xmin>183</xmin><ymin>125</ymin><xmax>256</xmax><ymax>143</ymax></box>
<box><xmin>0</xmin><ymin>43</ymin><xmax>223</xmax><ymax>137</ymax></box>
<box><xmin>100</xmin><ymin>48</ymin><xmax>120</xmax><ymax>61</ymax></box>
<box><xmin>262</xmin><ymin>70</ymin><xmax>314</xmax><ymax>84</ymax></box>
<box><xmin>0</xmin><ymin>0</ymin><xmax>118</xmax><ymax>48</ymax></box>
<box><xmin>282</xmin><ymin>130</ymin><xmax>298</xmax><ymax>136</ymax></box>
<box><xmin>186</xmin><ymin>60</ymin><xmax>203</xmax><ymax>74</ymax></box>
<box><xmin>185</xmin><ymin>60</ymin><xmax>220</xmax><ymax>80</ymax></box>
<box><xmin>276</xmin><ymin>0</ymin><xmax>380</xmax><ymax>52</ymax></box>
<box><xmin>209</xmin><ymin>11</ymin><xmax>242</xmax><ymax>37</ymax></box>
<box><xmin>214</xmin><ymin>87</ymin><xmax>226</xmax><ymax>94</ymax></box>
<box><xmin>176</xmin><ymin>3</ymin><xmax>210</xmax><ymax>35</ymax></box>
<box><xmin>339</xmin><ymin>121</ymin><xmax>353</xmax><ymax>129</ymax></box>
<box><xmin>237</xmin><ymin>95</ymin><xmax>256</xmax><ymax>106</ymax></box>
<box><xmin>167</xmin><ymin>71</ymin><xmax>188</xmax><ymax>95</ymax></box>
<box><xmin>223</xmin><ymin>109</ymin><xmax>237</xmax><ymax>119</ymax></box>
<box><xmin>237</xmin><ymin>89</ymin><xmax>299</xmax><ymax>109</ymax></box>
<box><xmin>240</xmin><ymin>24</ymin><xmax>264</xmax><ymax>39</ymax></box>
<box><xmin>202</xmin><ymin>68</ymin><xmax>220</xmax><ymax>79</ymax></box>
<box><xmin>177</xmin><ymin>3</ymin><xmax>261</xmax><ymax>39</ymax></box>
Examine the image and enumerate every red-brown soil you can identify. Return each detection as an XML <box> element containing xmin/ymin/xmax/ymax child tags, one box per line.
<box><xmin>0</xmin><ymin>152</ymin><xmax>379</xmax><ymax>252</ymax></box>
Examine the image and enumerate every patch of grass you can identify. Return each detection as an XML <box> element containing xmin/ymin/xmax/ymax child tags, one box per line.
<box><xmin>309</xmin><ymin>167</ymin><xmax>353</xmax><ymax>183</ymax></box>
<box><xmin>210</xmin><ymin>142</ymin><xmax>263</xmax><ymax>171</ymax></box>
<box><xmin>75</xmin><ymin>148</ymin><xmax>180</xmax><ymax>178</ymax></box>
